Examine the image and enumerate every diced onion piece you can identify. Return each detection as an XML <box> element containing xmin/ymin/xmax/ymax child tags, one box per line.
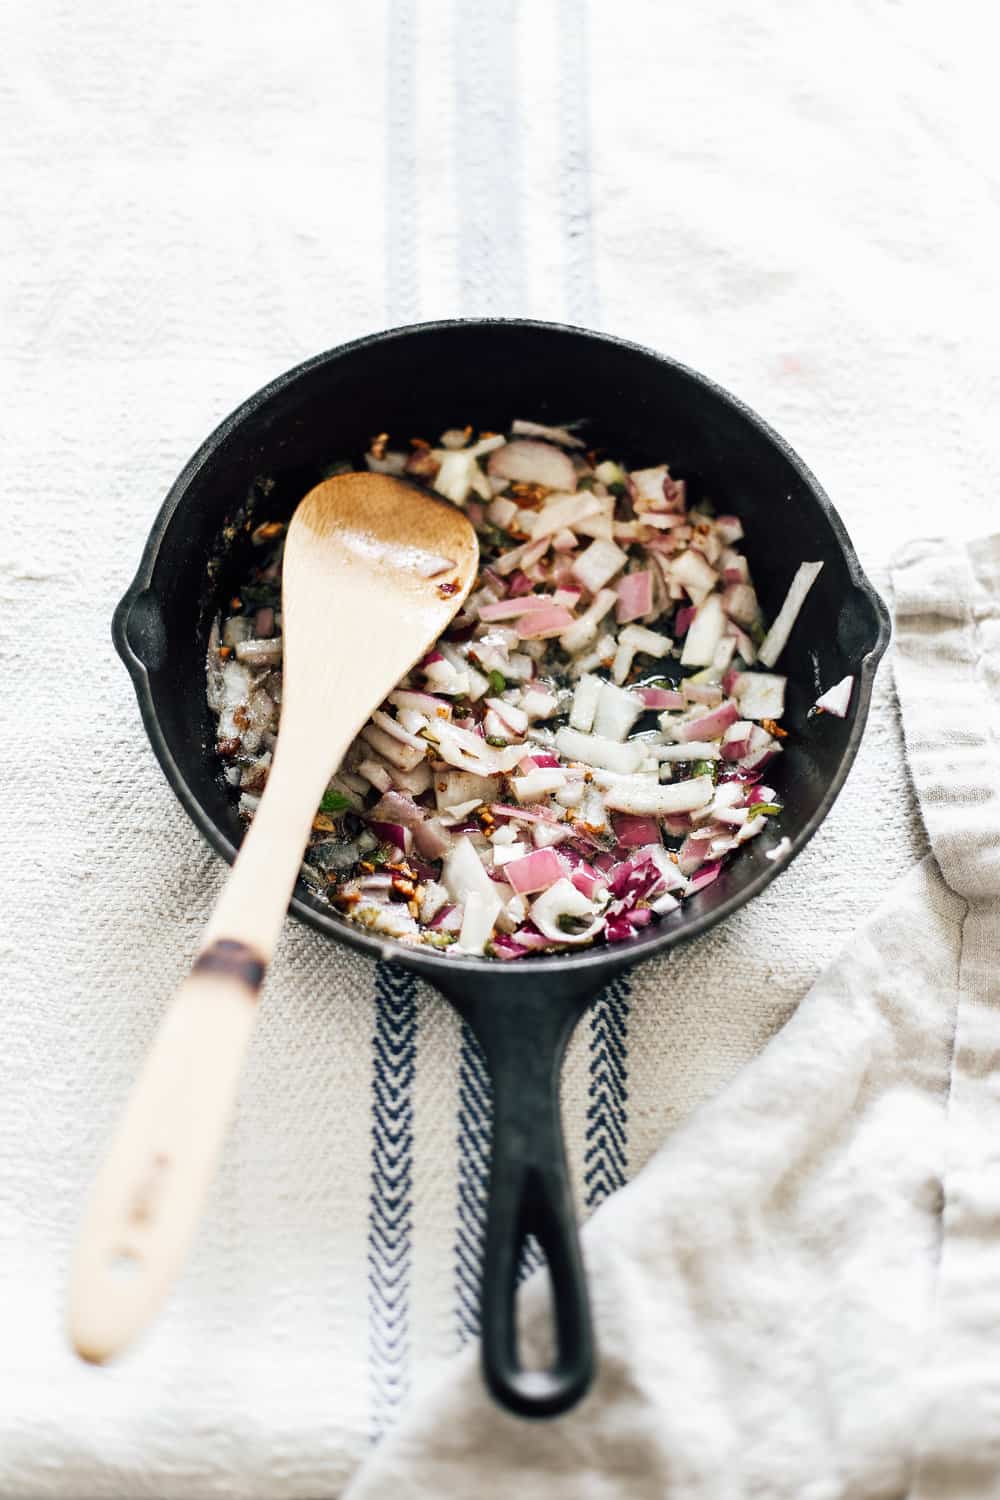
<box><xmin>529</xmin><ymin>879</ymin><xmax>605</xmax><ymax>945</ymax></box>
<box><xmin>681</xmin><ymin>594</ymin><xmax>726</xmax><ymax>667</ymax></box>
<box><xmin>478</xmin><ymin>595</ymin><xmax>556</xmax><ymax>622</ymax></box>
<box><xmin>593</xmin><ymin>681</ymin><xmax>644</xmax><ymax>742</ymax></box>
<box><xmin>370</xmin><ymin>709</ymin><xmax>429</xmax><ymax>750</ymax></box>
<box><xmin>493</xmin><ymin>535</ymin><xmax>552</xmax><ymax>576</ymax></box>
<box><xmin>235</xmin><ymin>638</ymin><xmax>283</xmax><ymax>667</ymax></box>
<box><xmin>520</xmin><ymin>687</ymin><xmax>559</xmax><ymax>720</ymax></box>
<box><xmin>603</xmin><ymin>775</ymin><xmax>714</xmax><ymax>816</ymax></box>
<box><xmin>503</xmin><ymin>847</ymin><xmax>567</xmax><ymax>895</ymax></box>
<box><xmin>574</xmin><ymin>497</ymin><xmax>615</xmax><ymax>541</ymax></box>
<box><xmin>611</xmin><ymin>639</ymin><xmax>635</xmax><ymax>687</ymax></box>
<box><xmin>814</xmin><ymin>675</ymin><xmax>854</xmax><ymax>718</ymax></box>
<box><xmin>530</xmin><ymin>493</ymin><xmax>603</xmax><ymax>540</ymax></box>
<box><xmin>493</xmin><ymin>840</ymin><xmax>528</xmax><ymax>866</ymax></box>
<box><xmin>512</xmin><ymin>768</ymin><xmax>568</xmax><ymax>802</ymax></box>
<box><xmin>620</xmin><ymin>623</ymin><xmax>672</xmax><ymax>657</ymax></box>
<box><xmin>736</xmin><ymin>672</ymin><xmax>787</xmax><ymax>721</ymax></box>
<box><xmin>637</xmin><ymin>686</ymin><xmax>685</xmax><ymax>710</ymax></box>
<box><xmin>487</xmin><ymin>496</ymin><xmax>518</xmax><ymax>529</ymax></box>
<box><xmin>223</xmin><ymin>616</ymin><xmax>253</xmax><ymax>647</ymax></box>
<box><xmin>357</xmin><ymin>757</ymin><xmax>393</xmax><ymax>793</ymax></box>
<box><xmin>615</xmin><ymin>570</ymin><xmax>653</xmax><ymax>623</ymax></box>
<box><xmin>488</xmin><ymin>439</ymin><xmax>578</xmax><ymax>491</ymax></box>
<box><xmin>594</xmin><ymin>459</ymin><xmax>626</xmax><ymax>487</ymax></box>
<box><xmin>682</xmin><ymin>679</ymin><xmax>723</xmax><ymax>707</ymax></box>
<box><xmin>423</xmin><ymin>657</ymin><xmax>469</xmax><ymax>695</ymax></box>
<box><xmin>360</xmin><ymin>724</ymin><xmax>426</xmax><ymax>770</ymax></box>
<box><xmin>555</xmin><ymin>727</ymin><xmax>644</xmax><ymax>774</ymax></box>
<box><xmin>641</xmin><ymin>845</ymin><xmax>688</xmax><ymax>892</ymax></box>
<box><xmin>569</xmin><ymin>673</ymin><xmax>603</xmax><ymax>733</ymax></box>
<box><xmin>443</xmin><ymin>836</ymin><xmax>502</xmax><ymax>910</ymax></box>
<box><xmin>720</xmin><ymin>721</ymin><xmax>755</xmax><ymax>760</ymax></box>
<box><xmin>435</xmin><ymin>770</ymin><xmax>500</xmax><ymax>810</ymax></box>
<box><xmin>510</xmin><ymin>418</ymin><xmax>585</xmax><ymax>449</ymax></box>
<box><xmin>516</xmin><ymin>605</ymin><xmax>575</xmax><ymax>639</ymax></box>
<box><xmin>612</xmin><ymin>623</ymin><xmax>673</xmax><ymax>686</ymax></box>
<box><xmin>560</xmin><ymin>589</ymin><xmax>618</xmax><ymax>654</ymax></box>
<box><xmin>365</xmin><ymin>450</ymin><xmax>408</xmax><ymax>476</ymax></box>
<box><xmin>611</xmin><ymin>814</ymin><xmax>661</xmax><ymax>847</ymax></box>
<box><xmin>722</xmin><ymin>582</ymin><xmax>759</xmax><ymax>627</ymax></box>
<box><xmin>678</xmin><ymin>700</ymin><xmax>739</xmax><ymax>742</ymax></box>
<box><xmin>572</xmin><ymin>538</ymin><xmax>629</xmax><ymax>594</ymax></box>
<box><xmin>433</xmin><ymin>450</ymin><xmax>489</xmax><ymax>506</ymax></box>
<box><xmin>455</xmin><ymin>890</ymin><xmax>501</xmax><ymax>954</ymax></box>
<box><xmin>629</xmin><ymin>465</ymin><xmax>671</xmax><ymax>508</ymax></box>
<box><xmin>671</xmin><ymin>550</ymin><xmax>719</xmax><ymax>606</ymax></box>
<box><xmin>390</xmin><ymin>689</ymin><xmax>453</xmax><ymax>719</ymax></box>
<box><xmin>758</xmin><ymin>561</ymin><xmax>824</xmax><ymax>667</ymax></box>
<box><xmin>419</xmin><ymin>881</ymin><xmax>450</xmax><ymax>924</ymax></box>
<box><xmin>655</xmin><ymin>741</ymin><xmax>721</xmax><ymax>761</ymax></box>
<box><xmin>485</xmin><ymin>696</ymin><xmax>528</xmax><ymax>735</ymax></box>
<box><xmin>712</xmin><ymin>635</ymin><xmax>737</xmax><ymax>675</ymax></box>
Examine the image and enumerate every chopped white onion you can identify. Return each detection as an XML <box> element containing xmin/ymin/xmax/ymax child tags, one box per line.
<box><xmin>555</xmin><ymin>727</ymin><xmax>644</xmax><ymax>775</ymax></box>
<box><xmin>814</xmin><ymin>675</ymin><xmax>854</xmax><ymax>718</ymax></box>
<box><xmin>758</xmin><ymin>561</ymin><xmax>824</xmax><ymax>667</ymax></box>
<box><xmin>593</xmin><ymin>681</ymin><xmax>644</xmax><ymax>742</ymax></box>
<box><xmin>680</xmin><ymin>594</ymin><xmax>726</xmax><ymax>667</ymax></box>
<box><xmin>572</xmin><ymin>537</ymin><xmax>629</xmax><ymax>594</ymax></box>
<box><xmin>602</xmin><ymin>774</ymin><xmax>714</xmax><ymax>816</ymax></box>
<box><xmin>529</xmin><ymin>879</ymin><xmax>604</xmax><ymax>945</ymax></box>
<box><xmin>569</xmin><ymin>675</ymin><xmax>602</xmax><ymax>733</ymax></box>
<box><xmin>736</xmin><ymin>672</ymin><xmax>786</xmax><ymax>721</ymax></box>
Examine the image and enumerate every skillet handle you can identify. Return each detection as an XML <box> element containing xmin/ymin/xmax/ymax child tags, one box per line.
<box><xmin>453</xmin><ymin>982</ymin><xmax>596</xmax><ymax>1418</ymax></box>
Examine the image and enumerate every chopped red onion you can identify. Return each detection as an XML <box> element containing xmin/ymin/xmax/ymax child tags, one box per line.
<box><xmin>616</xmin><ymin>570</ymin><xmax>654</xmax><ymax>623</ymax></box>
<box><xmin>502</xmin><ymin>847</ymin><xmax>567</xmax><ymax>895</ymax></box>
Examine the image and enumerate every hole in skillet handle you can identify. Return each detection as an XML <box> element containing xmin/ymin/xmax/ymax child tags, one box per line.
<box><xmin>440</xmin><ymin>971</ymin><xmax>601</xmax><ymax>1419</ymax></box>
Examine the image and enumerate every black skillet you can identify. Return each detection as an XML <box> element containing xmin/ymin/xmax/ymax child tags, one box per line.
<box><xmin>113</xmin><ymin>319</ymin><xmax>890</xmax><ymax>1418</ymax></box>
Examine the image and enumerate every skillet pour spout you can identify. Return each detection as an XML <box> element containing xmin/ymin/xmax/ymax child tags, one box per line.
<box><xmin>110</xmin><ymin>318</ymin><xmax>891</xmax><ymax>1418</ymax></box>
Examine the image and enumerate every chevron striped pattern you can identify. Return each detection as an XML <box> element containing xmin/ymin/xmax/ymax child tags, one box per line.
<box><xmin>585</xmin><ymin>976</ymin><xmax>632</xmax><ymax>1211</ymax></box>
<box><xmin>454</xmin><ymin>1021</ymin><xmax>492</xmax><ymax>1346</ymax></box>
<box><xmin>368</xmin><ymin>962</ymin><xmax>418</xmax><ymax>1440</ymax></box>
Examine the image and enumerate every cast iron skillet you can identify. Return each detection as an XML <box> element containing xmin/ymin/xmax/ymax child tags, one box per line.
<box><xmin>113</xmin><ymin>319</ymin><xmax>890</xmax><ymax>1419</ymax></box>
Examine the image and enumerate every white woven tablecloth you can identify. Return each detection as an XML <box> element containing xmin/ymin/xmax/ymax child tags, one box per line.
<box><xmin>1</xmin><ymin>2</ymin><xmax>997</xmax><ymax>1495</ymax></box>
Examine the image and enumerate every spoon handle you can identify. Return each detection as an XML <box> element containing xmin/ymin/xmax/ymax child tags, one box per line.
<box><xmin>68</xmin><ymin>745</ymin><xmax>331</xmax><ymax>1363</ymax></box>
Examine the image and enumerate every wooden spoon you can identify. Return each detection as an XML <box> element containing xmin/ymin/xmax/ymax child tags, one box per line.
<box><xmin>69</xmin><ymin>473</ymin><xmax>479</xmax><ymax>1363</ymax></box>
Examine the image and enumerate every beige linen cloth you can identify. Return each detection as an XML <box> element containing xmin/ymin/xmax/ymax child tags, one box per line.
<box><xmin>346</xmin><ymin>533</ymin><xmax>1000</xmax><ymax>1498</ymax></box>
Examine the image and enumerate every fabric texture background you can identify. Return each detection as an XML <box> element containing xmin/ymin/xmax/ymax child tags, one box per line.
<box><xmin>1</xmin><ymin>1</ymin><xmax>997</xmax><ymax>1495</ymax></box>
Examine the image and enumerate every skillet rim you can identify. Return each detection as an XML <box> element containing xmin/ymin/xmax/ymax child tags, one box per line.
<box><xmin>112</xmin><ymin>316</ymin><xmax>892</xmax><ymax>987</ymax></box>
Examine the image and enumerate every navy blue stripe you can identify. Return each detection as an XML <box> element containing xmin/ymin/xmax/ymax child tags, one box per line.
<box><xmin>585</xmin><ymin>975</ymin><xmax>632</xmax><ymax>1210</ymax></box>
<box><xmin>455</xmin><ymin>0</ymin><xmax>528</xmax><ymax>315</ymax></box>
<box><xmin>559</xmin><ymin>0</ymin><xmax>600</xmax><ymax>324</ymax></box>
<box><xmin>368</xmin><ymin>962</ymin><xmax>418</xmax><ymax>1441</ymax></box>
<box><xmin>455</xmin><ymin>1021</ymin><xmax>492</xmax><ymax>1345</ymax></box>
<box><xmin>385</xmin><ymin>0</ymin><xmax>419</xmax><ymax>324</ymax></box>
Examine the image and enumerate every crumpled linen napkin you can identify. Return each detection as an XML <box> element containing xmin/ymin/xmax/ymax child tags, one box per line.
<box><xmin>345</xmin><ymin>534</ymin><xmax>1000</xmax><ymax>1498</ymax></box>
